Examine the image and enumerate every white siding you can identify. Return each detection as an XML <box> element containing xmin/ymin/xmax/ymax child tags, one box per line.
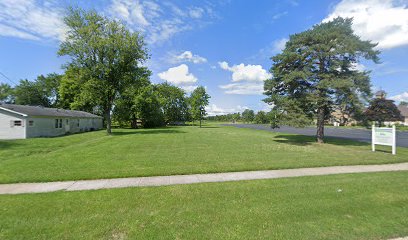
<box><xmin>26</xmin><ymin>117</ymin><xmax>103</xmax><ymax>138</ymax></box>
<box><xmin>0</xmin><ymin>108</ymin><xmax>103</xmax><ymax>139</ymax></box>
<box><xmin>0</xmin><ymin>110</ymin><xmax>26</xmax><ymax>139</ymax></box>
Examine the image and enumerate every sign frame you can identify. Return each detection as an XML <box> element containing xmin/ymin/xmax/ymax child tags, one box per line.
<box><xmin>372</xmin><ymin>125</ymin><xmax>396</xmax><ymax>155</ymax></box>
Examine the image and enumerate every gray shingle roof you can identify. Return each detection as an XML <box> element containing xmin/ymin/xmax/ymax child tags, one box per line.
<box><xmin>0</xmin><ymin>104</ymin><xmax>102</xmax><ymax>118</ymax></box>
<box><xmin>398</xmin><ymin>105</ymin><xmax>408</xmax><ymax>117</ymax></box>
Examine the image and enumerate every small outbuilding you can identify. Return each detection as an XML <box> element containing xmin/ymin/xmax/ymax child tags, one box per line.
<box><xmin>0</xmin><ymin>104</ymin><xmax>103</xmax><ymax>139</ymax></box>
<box><xmin>398</xmin><ymin>105</ymin><xmax>408</xmax><ymax>126</ymax></box>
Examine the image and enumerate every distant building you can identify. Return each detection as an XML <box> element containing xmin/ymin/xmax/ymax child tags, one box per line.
<box><xmin>0</xmin><ymin>104</ymin><xmax>103</xmax><ymax>139</ymax></box>
<box><xmin>375</xmin><ymin>90</ymin><xmax>386</xmax><ymax>99</ymax></box>
<box><xmin>397</xmin><ymin>104</ymin><xmax>408</xmax><ymax>126</ymax></box>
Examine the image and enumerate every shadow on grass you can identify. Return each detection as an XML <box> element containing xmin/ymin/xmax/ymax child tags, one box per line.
<box><xmin>0</xmin><ymin>140</ymin><xmax>20</xmax><ymax>150</ymax></box>
<box><xmin>111</xmin><ymin>128</ymin><xmax>186</xmax><ymax>136</ymax></box>
<box><xmin>273</xmin><ymin>134</ymin><xmax>369</xmax><ymax>147</ymax></box>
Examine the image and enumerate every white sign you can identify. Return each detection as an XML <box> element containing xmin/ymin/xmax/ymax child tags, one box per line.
<box><xmin>372</xmin><ymin>125</ymin><xmax>396</xmax><ymax>155</ymax></box>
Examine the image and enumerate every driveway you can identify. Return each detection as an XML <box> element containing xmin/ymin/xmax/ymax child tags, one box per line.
<box><xmin>227</xmin><ymin>124</ymin><xmax>408</xmax><ymax>148</ymax></box>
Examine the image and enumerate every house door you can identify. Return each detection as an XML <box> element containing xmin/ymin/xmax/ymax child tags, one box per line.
<box><xmin>65</xmin><ymin>119</ymin><xmax>70</xmax><ymax>133</ymax></box>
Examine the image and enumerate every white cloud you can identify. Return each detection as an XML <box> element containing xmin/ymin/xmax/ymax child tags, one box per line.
<box><xmin>272</xmin><ymin>11</ymin><xmax>288</xmax><ymax>20</ymax></box>
<box><xmin>272</xmin><ymin>38</ymin><xmax>288</xmax><ymax>52</ymax></box>
<box><xmin>219</xmin><ymin>82</ymin><xmax>264</xmax><ymax>95</ymax></box>
<box><xmin>158</xmin><ymin>64</ymin><xmax>198</xmax><ymax>85</ymax></box>
<box><xmin>205</xmin><ymin>104</ymin><xmax>249</xmax><ymax>116</ymax></box>
<box><xmin>109</xmin><ymin>0</ymin><xmax>217</xmax><ymax>44</ymax></box>
<box><xmin>109</xmin><ymin>0</ymin><xmax>150</xmax><ymax>26</ymax></box>
<box><xmin>180</xmin><ymin>85</ymin><xmax>198</xmax><ymax>93</ymax></box>
<box><xmin>390</xmin><ymin>92</ymin><xmax>408</xmax><ymax>102</ymax></box>
<box><xmin>218</xmin><ymin>61</ymin><xmax>271</xmax><ymax>95</ymax></box>
<box><xmin>0</xmin><ymin>0</ymin><xmax>66</xmax><ymax>41</ymax></box>
<box><xmin>172</xmin><ymin>51</ymin><xmax>207</xmax><ymax>64</ymax></box>
<box><xmin>218</xmin><ymin>62</ymin><xmax>272</xmax><ymax>82</ymax></box>
<box><xmin>323</xmin><ymin>0</ymin><xmax>408</xmax><ymax>49</ymax></box>
<box><xmin>189</xmin><ymin>7</ymin><xmax>205</xmax><ymax>19</ymax></box>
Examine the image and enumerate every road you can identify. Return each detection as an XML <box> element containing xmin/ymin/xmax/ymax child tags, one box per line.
<box><xmin>226</xmin><ymin>124</ymin><xmax>408</xmax><ymax>148</ymax></box>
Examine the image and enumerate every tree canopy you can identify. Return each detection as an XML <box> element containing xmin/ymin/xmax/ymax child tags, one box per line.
<box><xmin>264</xmin><ymin>17</ymin><xmax>380</xmax><ymax>143</ymax></box>
<box><xmin>242</xmin><ymin>109</ymin><xmax>255</xmax><ymax>123</ymax></box>
<box><xmin>190</xmin><ymin>86</ymin><xmax>210</xmax><ymax>128</ymax></box>
<box><xmin>58</xmin><ymin>7</ymin><xmax>150</xmax><ymax>134</ymax></box>
<box><xmin>365</xmin><ymin>98</ymin><xmax>403</xmax><ymax>126</ymax></box>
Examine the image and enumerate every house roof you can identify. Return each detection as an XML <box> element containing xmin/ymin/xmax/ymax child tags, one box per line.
<box><xmin>398</xmin><ymin>105</ymin><xmax>408</xmax><ymax>117</ymax></box>
<box><xmin>0</xmin><ymin>104</ymin><xmax>102</xmax><ymax>118</ymax></box>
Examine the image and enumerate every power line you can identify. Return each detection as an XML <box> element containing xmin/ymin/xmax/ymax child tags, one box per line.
<box><xmin>0</xmin><ymin>71</ymin><xmax>18</xmax><ymax>85</ymax></box>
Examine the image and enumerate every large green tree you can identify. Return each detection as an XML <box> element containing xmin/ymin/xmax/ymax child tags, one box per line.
<box><xmin>242</xmin><ymin>109</ymin><xmax>255</xmax><ymax>123</ymax></box>
<box><xmin>13</xmin><ymin>79</ymin><xmax>50</xmax><ymax>107</ymax></box>
<box><xmin>190</xmin><ymin>86</ymin><xmax>210</xmax><ymax>128</ymax></box>
<box><xmin>364</xmin><ymin>98</ymin><xmax>403</xmax><ymax>126</ymax></box>
<box><xmin>0</xmin><ymin>83</ymin><xmax>13</xmax><ymax>104</ymax></box>
<box><xmin>59</xmin><ymin>8</ymin><xmax>149</xmax><ymax>134</ymax></box>
<box><xmin>264</xmin><ymin>17</ymin><xmax>380</xmax><ymax>143</ymax></box>
<box><xmin>156</xmin><ymin>82</ymin><xmax>190</xmax><ymax>124</ymax></box>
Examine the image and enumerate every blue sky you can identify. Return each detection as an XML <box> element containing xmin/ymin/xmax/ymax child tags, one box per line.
<box><xmin>0</xmin><ymin>0</ymin><xmax>407</xmax><ymax>115</ymax></box>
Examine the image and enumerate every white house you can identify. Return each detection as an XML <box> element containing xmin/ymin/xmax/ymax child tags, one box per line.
<box><xmin>398</xmin><ymin>105</ymin><xmax>408</xmax><ymax>126</ymax></box>
<box><xmin>0</xmin><ymin>104</ymin><xmax>103</xmax><ymax>139</ymax></box>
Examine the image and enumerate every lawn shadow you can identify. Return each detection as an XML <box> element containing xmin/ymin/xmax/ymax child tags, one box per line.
<box><xmin>273</xmin><ymin>134</ymin><xmax>369</xmax><ymax>147</ymax></box>
<box><xmin>0</xmin><ymin>140</ymin><xmax>21</xmax><ymax>150</ymax></box>
<box><xmin>111</xmin><ymin>128</ymin><xmax>186</xmax><ymax>136</ymax></box>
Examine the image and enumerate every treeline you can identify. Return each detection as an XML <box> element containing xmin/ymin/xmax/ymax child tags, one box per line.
<box><xmin>207</xmin><ymin>109</ymin><xmax>279</xmax><ymax>125</ymax></box>
<box><xmin>0</xmin><ymin>7</ymin><xmax>210</xmax><ymax>133</ymax></box>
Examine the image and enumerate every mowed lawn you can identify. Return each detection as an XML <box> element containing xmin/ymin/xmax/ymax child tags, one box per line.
<box><xmin>1</xmin><ymin>124</ymin><xmax>407</xmax><ymax>183</ymax></box>
<box><xmin>0</xmin><ymin>172</ymin><xmax>407</xmax><ymax>239</ymax></box>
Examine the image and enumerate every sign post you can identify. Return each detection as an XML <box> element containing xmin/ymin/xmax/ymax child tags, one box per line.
<box><xmin>372</xmin><ymin>124</ymin><xmax>396</xmax><ymax>155</ymax></box>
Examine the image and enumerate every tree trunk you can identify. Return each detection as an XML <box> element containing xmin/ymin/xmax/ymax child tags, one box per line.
<box><xmin>199</xmin><ymin>115</ymin><xmax>202</xmax><ymax>128</ymax></box>
<box><xmin>105</xmin><ymin>108</ymin><xmax>112</xmax><ymax>135</ymax></box>
<box><xmin>316</xmin><ymin>107</ymin><xmax>325</xmax><ymax>143</ymax></box>
<box><xmin>130</xmin><ymin>114</ymin><xmax>138</xmax><ymax>129</ymax></box>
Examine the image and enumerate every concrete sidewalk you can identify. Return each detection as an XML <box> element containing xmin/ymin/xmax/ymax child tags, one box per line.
<box><xmin>1</xmin><ymin>163</ymin><xmax>408</xmax><ymax>195</ymax></box>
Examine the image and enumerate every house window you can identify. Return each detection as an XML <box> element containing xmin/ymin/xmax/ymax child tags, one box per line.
<box><xmin>66</xmin><ymin>119</ymin><xmax>69</xmax><ymax>125</ymax></box>
<box><xmin>13</xmin><ymin>120</ymin><xmax>22</xmax><ymax>126</ymax></box>
<box><xmin>59</xmin><ymin>119</ymin><xmax>62</xmax><ymax>128</ymax></box>
<box><xmin>55</xmin><ymin>119</ymin><xmax>59</xmax><ymax>128</ymax></box>
<box><xmin>28</xmin><ymin>120</ymin><xmax>34</xmax><ymax>126</ymax></box>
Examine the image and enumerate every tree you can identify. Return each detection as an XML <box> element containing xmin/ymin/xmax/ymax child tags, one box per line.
<box><xmin>58</xmin><ymin>7</ymin><xmax>149</xmax><ymax>134</ymax></box>
<box><xmin>254</xmin><ymin>111</ymin><xmax>268</xmax><ymax>124</ymax></box>
<box><xmin>133</xmin><ymin>85</ymin><xmax>165</xmax><ymax>128</ymax></box>
<box><xmin>364</xmin><ymin>98</ymin><xmax>403</xmax><ymax>126</ymax></box>
<box><xmin>190</xmin><ymin>86</ymin><xmax>210</xmax><ymax>128</ymax></box>
<box><xmin>36</xmin><ymin>73</ymin><xmax>62</xmax><ymax>107</ymax></box>
<box><xmin>400</xmin><ymin>101</ymin><xmax>408</xmax><ymax>106</ymax></box>
<box><xmin>242</xmin><ymin>109</ymin><xmax>255</xmax><ymax>123</ymax></box>
<box><xmin>13</xmin><ymin>79</ymin><xmax>50</xmax><ymax>106</ymax></box>
<box><xmin>156</xmin><ymin>82</ymin><xmax>189</xmax><ymax>124</ymax></box>
<box><xmin>264</xmin><ymin>17</ymin><xmax>380</xmax><ymax>143</ymax></box>
<box><xmin>0</xmin><ymin>83</ymin><xmax>14</xmax><ymax>104</ymax></box>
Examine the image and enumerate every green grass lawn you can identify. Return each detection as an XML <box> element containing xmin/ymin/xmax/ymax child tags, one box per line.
<box><xmin>0</xmin><ymin>172</ymin><xmax>407</xmax><ymax>239</ymax></box>
<box><xmin>1</xmin><ymin>124</ymin><xmax>407</xmax><ymax>183</ymax></box>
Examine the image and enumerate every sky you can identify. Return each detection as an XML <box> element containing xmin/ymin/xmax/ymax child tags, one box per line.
<box><xmin>0</xmin><ymin>0</ymin><xmax>407</xmax><ymax>116</ymax></box>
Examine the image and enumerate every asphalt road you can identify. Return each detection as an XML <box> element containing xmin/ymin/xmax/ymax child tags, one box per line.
<box><xmin>226</xmin><ymin>124</ymin><xmax>408</xmax><ymax>148</ymax></box>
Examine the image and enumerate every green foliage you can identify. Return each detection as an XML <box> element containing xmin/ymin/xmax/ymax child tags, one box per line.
<box><xmin>364</xmin><ymin>98</ymin><xmax>403</xmax><ymax>126</ymax></box>
<box><xmin>242</xmin><ymin>109</ymin><xmax>255</xmax><ymax>123</ymax></box>
<box><xmin>58</xmin><ymin>7</ymin><xmax>150</xmax><ymax>134</ymax></box>
<box><xmin>156</xmin><ymin>82</ymin><xmax>190</xmax><ymax>124</ymax></box>
<box><xmin>254</xmin><ymin>111</ymin><xmax>268</xmax><ymax>124</ymax></box>
<box><xmin>0</xmin><ymin>83</ymin><xmax>13</xmax><ymax>104</ymax></box>
<box><xmin>190</xmin><ymin>86</ymin><xmax>210</xmax><ymax>127</ymax></box>
<box><xmin>13</xmin><ymin>79</ymin><xmax>51</xmax><ymax>107</ymax></box>
<box><xmin>207</xmin><ymin>113</ymin><xmax>241</xmax><ymax>122</ymax></box>
<box><xmin>133</xmin><ymin>85</ymin><xmax>165</xmax><ymax>128</ymax></box>
<box><xmin>264</xmin><ymin>17</ymin><xmax>380</xmax><ymax>142</ymax></box>
<box><xmin>400</xmin><ymin>101</ymin><xmax>408</xmax><ymax>106</ymax></box>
